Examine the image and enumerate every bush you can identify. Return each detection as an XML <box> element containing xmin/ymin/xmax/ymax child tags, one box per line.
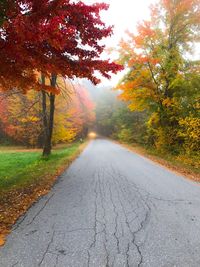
<box><xmin>178</xmin><ymin>116</ymin><xmax>200</xmax><ymax>153</ymax></box>
<box><xmin>117</xmin><ymin>128</ymin><xmax>134</xmax><ymax>143</ymax></box>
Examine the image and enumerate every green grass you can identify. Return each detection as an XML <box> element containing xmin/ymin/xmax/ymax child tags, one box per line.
<box><xmin>0</xmin><ymin>143</ymin><xmax>81</xmax><ymax>191</ymax></box>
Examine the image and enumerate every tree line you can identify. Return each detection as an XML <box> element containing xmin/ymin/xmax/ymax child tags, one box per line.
<box><xmin>97</xmin><ymin>0</ymin><xmax>200</xmax><ymax>157</ymax></box>
<box><xmin>0</xmin><ymin>0</ymin><xmax>122</xmax><ymax>155</ymax></box>
<box><xmin>0</xmin><ymin>80</ymin><xmax>95</xmax><ymax>147</ymax></box>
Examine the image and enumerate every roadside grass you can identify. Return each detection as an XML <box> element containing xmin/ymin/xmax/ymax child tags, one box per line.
<box><xmin>118</xmin><ymin>142</ymin><xmax>200</xmax><ymax>182</ymax></box>
<box><xmin>0</xmin><ymin>143</ymin><xmax>80</xmax><ymax>190</ymax></box>
<box><xmin>146</xmin><ymin>147</ymin><xmax>200</xmax><ymax>176</ymax></box>
<box><xmin>0</xmin><ymin>141</ymin><xmax>86</xmax><ymax>245</ymax></box>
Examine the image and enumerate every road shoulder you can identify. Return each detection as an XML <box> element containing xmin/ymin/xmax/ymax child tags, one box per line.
<box><xmin>114</xmin><ymin>140</ymin><xmax>200</xmax><ymax>183</ymax></box>
<box><xmin>0</xmin><ymin>141</ymin><xmax>89</xmax><ymax>246</ymax></box>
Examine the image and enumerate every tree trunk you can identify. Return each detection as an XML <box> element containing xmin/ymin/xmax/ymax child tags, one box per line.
<box><xmin>41</xmin><ymin>73</ymin><xmax>57</xmax><ymax>156</ymax></box>
<box><xmin>49</xmin><ymin>74</ymin><xmax>56</xmax><ymax>142</ymax></box>
<box><xmin>41</xmin><ymin>78</ymin><xmax>50</xmax><ymax>156</ymax></box>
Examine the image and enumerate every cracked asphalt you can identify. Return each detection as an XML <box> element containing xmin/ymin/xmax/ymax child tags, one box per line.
<box><xmin>0</xmin><ymin>139</ymin><xmax>200</xmax><ymax>267</ymax></box>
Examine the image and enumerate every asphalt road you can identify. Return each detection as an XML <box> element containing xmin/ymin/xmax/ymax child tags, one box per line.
<box><xmin>1</xmin><ymin>139</ymin><xmax>200</xmax><ymax>267</ymax></box>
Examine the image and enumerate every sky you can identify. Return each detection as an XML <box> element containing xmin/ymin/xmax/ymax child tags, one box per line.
<box><xmin>84</xmin><ymin>0</ymin><xmax>199</xmax><ymax>87</ymax></box>
<box><xmin>101</xmin><ymin>0</ymin><xmax>156</xmax><ymax>44</ymax></box>
<box><xmin>84</xmin><ymin>0</ymin><xmax>157</xmax><ymax>86</ymax></box>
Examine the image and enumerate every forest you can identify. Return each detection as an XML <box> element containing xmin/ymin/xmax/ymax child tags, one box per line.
<box><xmin>0</xmin><ymin>0</ymin><xmax>199</xmax><ymax>248</ymax></box>
<box><xmin>96</xmin><ymin>0</ymin><xmax>200</xmax><ymax>171</ymax></box>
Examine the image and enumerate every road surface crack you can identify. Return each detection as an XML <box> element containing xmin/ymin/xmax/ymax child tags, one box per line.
<box><xmin>38</xmin><ymin>226</ymin><xmax>55</xmax><ymax>266</ymax></box>
<box><xmin>89</xmin><ymin>177</ymin><xmax>98</xmax><ymax>249</ymax></box>
<box><xmin>108</xmin><ymin>182</ymin><xmax>120</xmax><ymax>254</ymax></box>
<box><xmin>87</xmin><ymin>250</ymin><xmax>91</xmax><ymax>267</ymax></box>
<box><xmin>11</xmin><ymin>262</ymin><xmax>19</xmax><ymax>267</ymax></box>
<box><xmin>98</xmin><ymin>168</ymin><xmax>110</xmax><ymax>266</ymax></box>
<box><xmin>27</xmin><ymin>193</ymin><xmax>55</xmax><ymax>227</ymax></box>
<box><xmin>110</xmin><ymin>167</ymin><xmax>151</xmax><ymax>267</ymax></box>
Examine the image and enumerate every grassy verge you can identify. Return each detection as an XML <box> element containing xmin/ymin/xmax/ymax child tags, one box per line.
<box><xmin>117</xmin><ymin>141</ymin><xmax>200</xmax><ymax>182</ymax></box>
<box><xmin>0</xmin><ymin>141</ymin><xmax>87</xmax><ymax>245</ymax></box>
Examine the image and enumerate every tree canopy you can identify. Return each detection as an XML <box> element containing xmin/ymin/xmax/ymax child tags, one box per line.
<box><xmin>116</xmin><ymin>0</ymin><xmax>200</xmax><ymax>152</ymax></box>
<box><xmin>0</xmin><ymin>0</ymin><xmax>123</xmax><ymax>92</ymax></box>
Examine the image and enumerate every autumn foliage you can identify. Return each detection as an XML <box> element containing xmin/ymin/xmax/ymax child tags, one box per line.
<box><xmin>0</xmin><ymin>0</ymin><xmax>122</xmax><ymax>93</ymax></box>
<box><xmin>0</xmin><ymin>82</ymin><xmax>95</xmax><ymax>146</ymax></box>
<box><xmin>0</xmin><ymin>0</ymin><xmax>123</xmax><ymax>155</ymax></box>
<box><xmin>116</xmin><ymin>0</ymin><xmax>200</xmax><ymax>154</ymax></box>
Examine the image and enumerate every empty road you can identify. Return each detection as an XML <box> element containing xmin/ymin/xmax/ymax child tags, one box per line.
<box><xmin>0</xmin><ymin>139</ymin><xmax>200</xmax><ymax>267</ymax></box>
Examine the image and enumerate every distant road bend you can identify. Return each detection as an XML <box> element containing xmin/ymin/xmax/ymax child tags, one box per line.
<box><xmin>0</xmin><ymin>139</ymin><xmax>200</xmax><ymax>267</ymax></box>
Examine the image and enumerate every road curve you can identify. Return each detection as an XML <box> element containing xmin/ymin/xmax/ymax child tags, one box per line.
<box><xmin>0</xmin><ymin>139</ymin><xmax>200</xmax><ymax>267</ymax></box>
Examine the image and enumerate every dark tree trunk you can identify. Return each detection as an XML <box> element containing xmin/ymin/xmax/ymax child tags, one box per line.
<box><xmin>49</xmin><ymin>74</ymin><xmax>56</xmax><ymax>142</ymax></box>
<box><xmin>41</xmin><ymin>73</ymin><xmax>57</xmax><ymax>156</ymax></box>
<box><xmin>41</xmin><ymin>78</ymin><xmax>50</xmax><ymax>156</ymax></box>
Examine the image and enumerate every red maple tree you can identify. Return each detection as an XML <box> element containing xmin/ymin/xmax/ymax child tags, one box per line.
<box><xmin>0</xmin><ymin>0</ymin><xmax>122</xmax><ymax>91</ymax></box>
<box><xmin>0</xmin><ymin>0</ymin><xmax>123</xmax><ymax>154</ymax></box>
